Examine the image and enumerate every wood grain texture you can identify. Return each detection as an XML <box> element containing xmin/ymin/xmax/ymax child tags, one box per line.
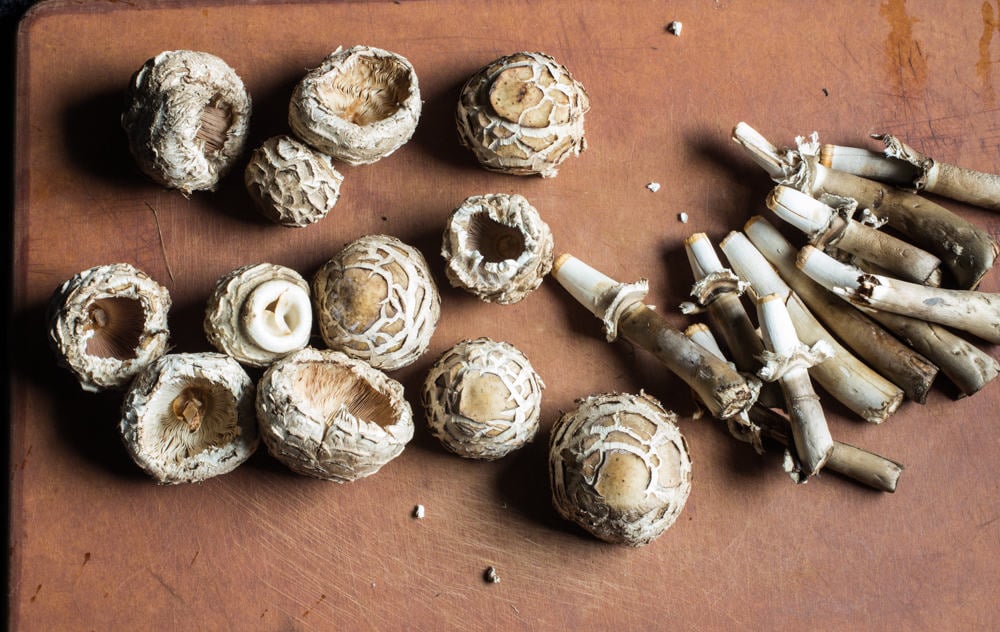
<box><xmin>11</xmin><ymin>0</ymin><xmax>1000</xmax><ymax>629</ymax></box>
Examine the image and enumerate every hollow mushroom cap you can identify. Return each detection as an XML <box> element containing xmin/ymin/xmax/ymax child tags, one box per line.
<box><xmin>289</xmin><ymin>46</ymin><xmax>422</xmax><ymax>165</ymax></box>
<box><xmin>256</xmin><ymin>347</ymin><xmax>414</xmax><ymax>482</ymax></box>
<box><xmin>549</xmin><ymin>392</ymin><xmax>692</xmax><ymax>546</ymax></box>
<box><xmin>122</xmin><ymin>50</ymin><xmax>252</xmax><ymax>194</ymax></box>
<box><xmin>442</xmin><ymin>193</ymin><xmax>554</xmax><ymax>304</ymax></box>
<box><xmin>120</xmin><ymin>352</ymin><xmax>258</xmax><ymax>484</ymax></box>
<box><xmin>456</xmin><ymin>51</ymin><xmax>589</xmax><ymax>178</ymax></box>
<box><xmin>244</xmin><ymin>135</ymin><xmax>344</xmax><ymax>227</ymax></box>
<box><xmin>47</xmin><ymin>263</ymin><xmax>171</xmax><ymax>392</ymax></box>
<box><xmin>421</xmin><ymin>338</ymin><xmax>545</xmax><ymax>460</ymax></box>
<box><xmin>313</xmin><ymin>234</ymin><xmax>440</xmax><ymax>371</ymax></box>
<box><xmin>204</xmin><ymin>263</ymin><xmax>313</xmax><ymax>368</ymax></box>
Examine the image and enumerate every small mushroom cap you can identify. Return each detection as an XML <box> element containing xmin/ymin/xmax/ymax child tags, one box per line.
<box><xmin>256</xmin><ymin>347</ymin><xmax>414</xmax><ymax>482</ymax></box>
<box><xmin>47</xmin><ymin>263</ymin><xmax>171</xmax><ymax>392</ymax></box>
<box><xmin>244</xmin><ymin>135</ymin><xmax>344</xmax><ymax>227</ymax></box>
<box><xmin>122</xmin><ymin>50</ymin><xmax>252</xmax><ymax>194</ymax></box>
<box><xmin>442</xmin><ymin>193</ymin><xmax>554</xmax><ymax>304</ymax></box>
<box><xmin>456</xmin><ymin>51</ymin><xmax>589</xmax><ymax>177</ymax></box>
<box><xmin>313</xmin><ymin>234</ymin><xmax>441</xmax><ymax>371</ymax></box>
<box><xmin>204</xmin><ymin>263</ymin><xmax>313</xmax><ymax>368</ymax></box>
<box><xmin>549</xmin><ymin>392</ymin><xmax>692</xmax><ymax>546</ymax></box>
<box><xmin>289</xmin><ymin>46</ymin><xmax>422</xmax><ymax>165</ymax></box>
<box><xmin>421</xmin><ymin>338</ymin><xmax>545</xmax><ymax>460</ymax></box>
<box><xmin>119</xmin><ymin>352</ymin><xmax>258</xmax><ymax>484</ymax></box>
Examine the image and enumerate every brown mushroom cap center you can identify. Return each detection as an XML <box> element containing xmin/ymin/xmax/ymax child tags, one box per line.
<box><xmin>595</xmin><ymin>450</ymin><xmax>651</xmax><ymax>511</ymax></box>
<box><xmin>293</xmin><ymin>362</ymin><xmax>399</xmax><ymax>428</ymax></box>
<box><xmin>197</xmin><ymin>94</ymin><xmax>233</xmax><ymax>155</ymax></box>
<box><xmin>457</xmin><ymin>372</ymin><xmax>512</xmax><ymax>424</ymax></box>
<box><xmin>84</xmin><ymin>297</ymin><xmax>145</xmax><ymax>360</ymax></box>
<box><xmin>333</xmin><ymin>268</ymin><xmax>390</xmax><ymax>332</ymax></box>
<box><xmin>466</xmin><ymin>212</ymin><xmax>526</xmax><ymax>263</ymax></box>
<box><xmin>317</xmin><ymin>56</ymin><xmax>411</xmax><ymax>126</ymax></box>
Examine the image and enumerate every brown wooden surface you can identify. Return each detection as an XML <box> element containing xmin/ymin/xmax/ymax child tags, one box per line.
<box><xmin>11</xmin><ymin>0</ymin><xmax>1000</xmax><ymax>629</ymax></box>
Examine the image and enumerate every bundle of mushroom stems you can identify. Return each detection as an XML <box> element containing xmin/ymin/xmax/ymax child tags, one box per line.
<box><xmin>688</xmin><ymin>123</ymin><xmax>1000</xmax><ymax>489</ymax></box>
<box><xmin>553</xmin><ymin>123</ymin><xmax>1000</xmax><ymax>493</ymax></box>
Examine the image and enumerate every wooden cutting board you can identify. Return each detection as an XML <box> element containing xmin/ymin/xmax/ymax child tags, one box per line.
<box><xmin>12</xmin><ymin>0</ymin><xmax>1000</xmax><ymax>629</ymax></box>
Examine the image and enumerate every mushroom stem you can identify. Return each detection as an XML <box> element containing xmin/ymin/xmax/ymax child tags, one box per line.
<box><xmin>822</xmin><ymin>135</ymin><xmax>1000</xmax><ymax>212</ymax></box>
<box><xmin>744</xmin><ymin>215</ymin><xmax>939</xmax><ymax>403</ymax></box>
<box><xmin>797</xmin><ymin>246</ymin><xmax>1000</xmax><ymax>344</ymax></box>
<box><xmin>241</xmin><ymin>279</ymin><xmax>313</xmax><ymax>354</ymax></box>
<box><xmin>682</xmin><ymin>233</ymin><xmax>782</xmax><ymax>409</ymax></box>
<box><xmin>686</xmin><ymin>323</ymin><xmax>903</xmax><ymax>491</ymax></box>
<box><xmin>719</xmin><ymin>232</ymin><xmax>903</xmax><ymax>423</ymax></box>
<box><xmin>733</xmin><ymin>122</ymin><xmax>999</xmax><ymax>289</ymax></box>
<box><xmin>766</xmin><ymin>185</ymin><xmax>942</xmax><ymax>286</ymax></box>
<box><xmin>756</xmin><ymin>294</ymin><xmax>834</xmax><ymax>476</ymax></box>
<box><xmin>552</xmin><ymin>254</ymin><xmax>758</xmax><ymax>420</ymax></box>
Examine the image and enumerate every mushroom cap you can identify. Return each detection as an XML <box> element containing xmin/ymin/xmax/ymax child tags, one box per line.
<box><xmin>289</xmin><ymin>46</ymin><xmax>422</xmax><ymax>165</ymax></box>
<box><xmin>442</xmin><ymin>193</ymin><xmax>554</xmax><ymax>304</ymax></box>
<box><xmin>47</xmin><ymin>262</ymin><xmax>171</xmax><ymax>392</ymax></box>
<box><xmin>120</xmin><ymin>352</ymin><xmax>258</xmax><ymax>484</ymax></box>
<box><xmin>421</xmin><ymin>338</ymin><xmax>544</xmax><ymax>460</ymax></box>
<box><xmin>548</xmin><ymin>392</ymin><xmax>692</xmax><ymax>546</ymax></box>
<box><xmin>456</xmin><ymin>51</ymin><xmax>589</xmax><ymax>178</ymax></box>
<box><xmin>244</xmin><ymin>135</ymin><xmax>344</xmax><ymax>227</ymax></box>
<box><xmin>256</xmin><ymin>347</ymin><xmax>414</xmax><ymax>482</ymax></box>
<box><xmin>122</xmin><ymin>50</ymin><xmax>252</xmax><ymax>194</ymax></box>
<box><xmin>313</xmin><ymin>234</ymin><xmax>440</xmax><ymax>371</ymax></box>
<box><xmin>204</xmin><ymin>263</ymin><xmax>313</xmax><ymax>367</ymax></box>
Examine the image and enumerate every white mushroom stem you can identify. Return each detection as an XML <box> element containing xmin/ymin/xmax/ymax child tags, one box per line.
<box><xmin>687</xmin><ymin>321</ymin><xmax>901</xmax><ymax>490</ymax></box>
<box><xmin>720</xmin><ymin>231</ymin><xmax>903</xmax><ymax>423</ymax></box>
<box><xmin>755</xmin><ymin>294</ymin><xmax>834</xmax><ymax>476</ymax></box>
<box><xmin>821</xmin><ymin>135</ymin><xmax>1000</xmax><ymax>212</ymax></box>
<box><xmin>733</xmin><ymin>122</ymin><xmax>999</xmax><ymax>289</ymax></box>
<box><xmin>796</xmin><ymin>246</ymin><xmax>1000</xmax><ymax>344</ymax></box>
<box><xmin>552</xmin><ymin>254</ymin><xmax>758</xmax><ymax>420</ymax></box>
<box><xmin>744</xmin><ymin>215</ymin><xmax>939</xmax><ymax>403</ymax></box>
<box><xmin>767</xmin><ymin>185</ymin><xmax>942</xmax><ymax>286</ymax></box>
<box><xmin>241</xmin><ymin>279</ymin><xmax>313</xmax><ymax>353</ymax></box>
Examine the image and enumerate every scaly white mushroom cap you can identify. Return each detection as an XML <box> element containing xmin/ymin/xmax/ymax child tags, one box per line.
<box><xmin>442</xmin><ymin>193</ymin><xmax>554</xmax><ymax>304</ymax></box>
<box><xmin>313</xmin><ymin>234</ymin><xmax>440</xmax><ymax>371</ymax></box>
<box><xmin>289</xmin><ymin>46</ymin><xmax>422</xmax><ymax>165</ymax></box>
<box><xmin>421</xmin><ymin>338</ymin><xmax>545</xmax><ymax>460</ymax></box>
<box><xmin>244</xmin><ymin>135</ymin><xmax>344</xmax><ymax>227</ymax></box>
<box><xmin>120</xmin><ymin>352</ymin><xmax>257</xmax><ymax>484</ymax></box>
<box><xmin>48</xmin><ymin>263</ymin><xmax>171</xmax><ymax>392</ymax></box>
<box><xmin>256</xmin><ymin>347</ymin><xmax>414</xmax><ymax>482</ymax></box>
<box><xmin>456</xmin><ymin>51</ymin><xmax>589</xmax><ymax>177</ymax></box>
<box><xmin>549</xmin><ymin>392</ymin><xmax>692</xmax><ymax>546</ymax></box>
<box><xmin>122</xmin><ymin>50</ymin><xmax>252</xmax><ymax>194</ymax></box>
<box><xmin>204</xmin><ymin>263</ymin><xmax>313</xmax><ymax>368</ymax></box>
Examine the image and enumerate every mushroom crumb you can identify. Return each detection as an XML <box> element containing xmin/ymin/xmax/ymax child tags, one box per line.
<box><xmin>646</xmin><ymin>182</ymin><xmax>661</xmax><ymax>192</ymax></box>
<box><xmin>667</xmin><ymin>21</ymin><xmax>683</xmax><ymax>36</ymax></box>
<box><xmin>484</xmin><ymin>567</ymin><xmax>501</xmax><ymax>584</ymax></box>
<box><xmin>678</xmin><ymin>212</ymin><xmax>689</xmax><ymax>223</ymax></box>
<box><xmin>413</xmin><ymin>504</ymin><xmax>425</xmax><ymax>519</ymax></box>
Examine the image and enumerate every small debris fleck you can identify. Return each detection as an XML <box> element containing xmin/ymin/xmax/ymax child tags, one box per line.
<box><xmin>678</xmin><ymin>212</ymin><xmax>689</xmax><ymax>223</ymax></box>
<box><xmin>666</xmin><ymin>21</ymin><xmax>683</xmax><ymax>36</ymax></box>
<box><xmin>646</xmin><ymin>182</ymin><xmax>661</xmax><ymax>193</ymax></box>
<box><xmin>821</xmin><ymin>87</ymin><xmax>829</xmax><ymax>97</ymax></box>
<box><xmin>413</xmin><ymin>504</ymin><xmax>425</xmax><ymax>519</ymax></box>
<box><xmin>484</xmin><ymin>566</ymin><xmax>501</xmax><ymax>584</ymax></box>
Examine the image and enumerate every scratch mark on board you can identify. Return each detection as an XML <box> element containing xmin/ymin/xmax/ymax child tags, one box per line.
<box><xmin>145</xmin><ymin>202</ymin><xmax>174</xmax><ymax>283</ymax></box>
